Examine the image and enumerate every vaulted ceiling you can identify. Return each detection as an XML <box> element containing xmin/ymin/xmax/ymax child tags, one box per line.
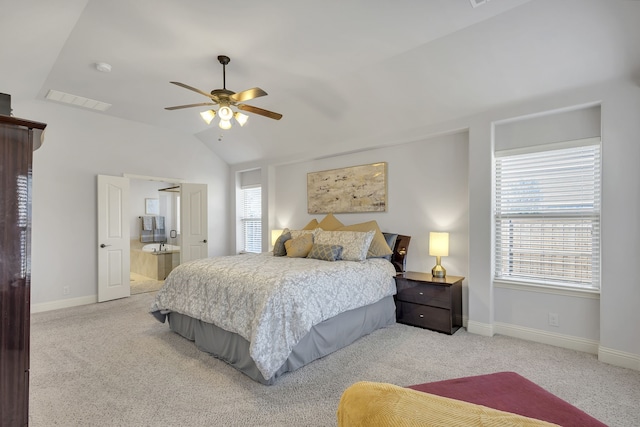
<box><xmin>4</xmin><ymin>0</ymin><xmax>640</xmax><ymax>164</ymax></box>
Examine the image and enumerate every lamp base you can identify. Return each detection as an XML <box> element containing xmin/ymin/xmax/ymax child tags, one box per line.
<box><xmin>432</xmin><ymin>264</ymin><xmax>446</xmax><ymax>278</ymax></box>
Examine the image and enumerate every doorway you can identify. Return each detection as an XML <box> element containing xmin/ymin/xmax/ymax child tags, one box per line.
<box><xmin>129</xmin><ymin>178</ymin><xmax>180</xmax><ymax>294</ymax></box>
<box><xmin>97</xmin><ymin>173</ymin><xmax>208</xmax><ymax>302</ymax></box>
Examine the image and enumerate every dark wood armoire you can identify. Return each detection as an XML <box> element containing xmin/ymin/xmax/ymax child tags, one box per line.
<box><xmin>0</xmin><ymin>115</ymin><xmax>46</xmax><ymax>427</ymax></box>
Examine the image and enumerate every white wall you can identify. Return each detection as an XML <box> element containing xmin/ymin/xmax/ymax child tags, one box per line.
<box><xmin>15</xmin><ymin>100</ymin><xmax>229</xmax><ymax>310</ymax></box>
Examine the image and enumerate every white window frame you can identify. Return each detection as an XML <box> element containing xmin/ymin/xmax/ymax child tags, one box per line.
<box><xmin>494</xmin><ymin>138</ymin><xmax>601</xmax><ymax>291</ymax></box>
<box><xmin>240</xmin><ymin>185</ymin><xmax>262</xmax><ymax>253</ymax></box>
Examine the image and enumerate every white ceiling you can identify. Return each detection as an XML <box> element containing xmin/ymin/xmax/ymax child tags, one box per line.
<box><xmin>3</xmin><ymin>0</ymin><xmax>640</xmax><ymax>165</ymax></box>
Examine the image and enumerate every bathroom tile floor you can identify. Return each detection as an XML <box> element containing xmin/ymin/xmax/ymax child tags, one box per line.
<box><xmin>130</xmin><ymin>272</ymin><xmax>164</xmax><ymax>295</ymax></box>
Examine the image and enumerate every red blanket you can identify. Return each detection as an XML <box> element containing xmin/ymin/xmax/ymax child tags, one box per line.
<box><xmin>409</xmin><ymin>372</ymin><xmax>606</xmax><ymax>427</ymax></box>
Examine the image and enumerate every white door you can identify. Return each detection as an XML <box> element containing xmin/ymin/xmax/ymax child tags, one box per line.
<box><xmin>97</xmin><ymin>175</ymin><xmax>130</xmax><ymax>302</ymax></box>
<box><xmin>180</xmin><ymin>183</ymin><xmax>208</xmax><ymax>263</ymax></box>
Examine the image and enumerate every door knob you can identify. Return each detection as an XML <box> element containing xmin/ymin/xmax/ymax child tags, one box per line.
<box><xmin>201</xmin><ymin>239</ymin><xmax>208</xmax><ymax>243</ymax></box>
<box><xmin>100</xmin><ymin>244</ymin><xmax>111</xmax><ymax>248</ymax></box>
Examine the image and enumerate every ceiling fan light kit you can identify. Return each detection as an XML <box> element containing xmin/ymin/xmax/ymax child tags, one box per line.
<box><xmin>218</xmin><ymin>105</ymin><xmax>233</xmax><ymax>121</ymax></box>
<box><xmin>165</xmin><ymin>55</ymin><xmax>282</xmax><ymax>131</ymax></box>
<box><xmin>234</xmin><ymin>112</ymin><xmax>248</xmax><ymax>126</ymax></box>
<box><xmin>199</xmin><ymin>109</ymin><xmax>216</xmax><ymax>125</ymax></box>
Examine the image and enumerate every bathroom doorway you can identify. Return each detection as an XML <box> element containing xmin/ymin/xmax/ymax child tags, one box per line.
<box><xmin>129</xmin><ymin>178</ymin><xmax>181</xmax><ymax>295</ymax></box>
<box><xmin>98</xmin><ymin>173</ymin><xmax>208</xmax><ymax>302</ymax></box>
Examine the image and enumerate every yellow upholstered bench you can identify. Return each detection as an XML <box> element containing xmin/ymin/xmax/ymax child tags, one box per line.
<box><xmin>337</xmin><ymin>381</ymin><xmax>559</xmax><ymax>427</ymax></box>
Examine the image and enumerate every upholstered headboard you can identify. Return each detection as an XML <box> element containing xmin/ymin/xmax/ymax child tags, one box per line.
<box><xmin>383</xmin><ymin>233</ymin><xmax>411</xmax><ymax>273</ymax></box>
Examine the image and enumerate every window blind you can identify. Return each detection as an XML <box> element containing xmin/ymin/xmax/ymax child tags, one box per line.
<box><xmin>494</xmin><ymin>140</ymin><xmax>601</xmax><ymax>289</ymax></box>
<box><xmin>241</xmin><ymin>187</ymin><xmax>262</xmax><ymax>253</ymax></box>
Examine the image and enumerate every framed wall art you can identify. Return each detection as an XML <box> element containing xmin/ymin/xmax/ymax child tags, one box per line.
<box><xmin>145</xmin><ymin>198</ymin><xmax>159</xmax><ymax>215</ymax></box>
<box><xmin>307</xmin><ymin>162</ymin><xmax>387</xmax><ymax>214</ymax></box>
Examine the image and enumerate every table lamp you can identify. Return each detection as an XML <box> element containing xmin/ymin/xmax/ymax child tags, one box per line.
<box><xmin>271</xmin><ymin>229</ymin><xmax>284</xmax><ymax>247</ymax></box>
<box><xmin>429</xmin><ymin>232</ymin><xmax>449</xmax><ymax>278</ymax></box>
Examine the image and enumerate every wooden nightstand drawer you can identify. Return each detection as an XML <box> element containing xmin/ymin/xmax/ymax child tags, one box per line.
<box><xmin>395</xmin><ymin>280</ymin><xmax>449</xmax><ymax>308</ymax></box>
<box><xmin>394</xmin><ymin>272</ymin><xmax>464</xmax><ymax>335</ymax></box>
<box><xmin>396</xmin><ymin>301</ymin><xmax>451</xmax><ymax>333</ymax></box>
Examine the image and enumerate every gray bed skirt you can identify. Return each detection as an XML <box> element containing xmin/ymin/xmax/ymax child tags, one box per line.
<box><xmin>164</xmin><ymin>295</ymin><xmax>396</xmax><ymax>385</ymax></box>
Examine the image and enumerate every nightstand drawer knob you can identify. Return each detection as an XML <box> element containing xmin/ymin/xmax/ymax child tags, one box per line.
<box><xmin>419</xmin><ymin>292</ymin><xmax>423</xmax><ymax>295</ymax></box>
<box><xmin>419</xmin><ymin>314</ymin><xmax>424</xmax><ymax>318</ymax></box>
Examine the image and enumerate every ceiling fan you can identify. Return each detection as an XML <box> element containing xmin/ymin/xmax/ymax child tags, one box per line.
<box><xmin>165</xmin><ymin>55</ymin><xmax>282</xmax><ymax>130</ymax></box>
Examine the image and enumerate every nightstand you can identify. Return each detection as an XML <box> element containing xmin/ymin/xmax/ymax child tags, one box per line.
<box><xmin>394</xmin><ymin>272</ymin><xmax>464</xmax><ymax>335</ymax></box>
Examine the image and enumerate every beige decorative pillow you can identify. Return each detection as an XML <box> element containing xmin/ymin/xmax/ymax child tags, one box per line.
<box><xmin>317</xmin><ymin>213</ymin><xmax>344</xmax><ymax>231</ymax></box>
<box><xmin>285</xmin><ymin>233</ymin><xmax>314</xmax><ymax>258</ymax></box>
<box><xmin>302</xmin><ymin>218</ymin><xmax>319</xmax><ymax>230</ymax></box>
<box><xmin>337</xmin><ymin>221</ymin><xmax>393</xmax><ymax>258</ymax></box>
<box><xmin>314</xmin><ymin>230</ymin><xmax>375</xmax><ymax>261</ymax></box>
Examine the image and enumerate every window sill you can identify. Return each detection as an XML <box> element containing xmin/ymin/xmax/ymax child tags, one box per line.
<box><xmin>493</xmin><ymin>279</ymin><xmax>600</xmax><ymax>299</ymax></box>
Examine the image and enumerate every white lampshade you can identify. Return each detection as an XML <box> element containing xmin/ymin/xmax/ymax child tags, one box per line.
<box><xmin>271</xmin><ymin>229</ymin><xmax>284</xmax><ymax>246</ymax></box>
<box><xmin>234</xmin><ymin>112</ymin><xmax>249</xmax><ymax>126</ymax></box>
<box><xmin>200</xmin><ymin>110</ymin><xmax>216</xmax><ymax>125</ymax></box>
<box><xmin>218</xmin><ymin>105</ymin><xmax>233</xmax><ymax>121</ymax></box>
<box><xmin>429</xmin><ymin>232</ymin><xmax>449</xmax><ymax>257</ymax></box>
<box><xmin>218</xmin><ymin>119</ymin><xmax>232</xmax><ymax>130</ymax></box>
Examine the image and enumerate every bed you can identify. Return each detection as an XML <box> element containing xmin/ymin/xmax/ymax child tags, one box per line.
<box><xmin>150</xmin><ymin>230</ymin><xmax>410</xmax><ymax>385</ymax></box>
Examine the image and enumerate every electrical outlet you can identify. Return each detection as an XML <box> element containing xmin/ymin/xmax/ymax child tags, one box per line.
<box><xmin>548</xmin><ymin>312</ymin><xmax>559</xmax><ymax>327</ymax></box>
<box><xmin>63</xmin><ymin>286</ymin><xmax>70</xmax><ymax>295</ymax></box>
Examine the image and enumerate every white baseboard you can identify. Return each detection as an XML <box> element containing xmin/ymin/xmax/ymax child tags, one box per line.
<box><xmin>466</xmin><ymin>320</ymin><xmax>494</xmax><ymax>337</ymax></box>
<box><xmin>31</xmin><ymin>295</ymin><xmax>97</xmax><ymax>313</ymax></box>
<box><xmin>598</xmin><ymin>346</ymin><xmax>640</xmax><ymax>371</ymax></box>
<box><xmin>494</xmin><ymin>322</ymin><xmax>599</xmax><ymax>354</ymax></box>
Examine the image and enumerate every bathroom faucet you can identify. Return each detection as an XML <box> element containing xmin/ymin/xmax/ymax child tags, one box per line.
<box><xmin>159</xmin><ymin>242</ymin><xmax>165</xmax><ymax>251</ymax></box>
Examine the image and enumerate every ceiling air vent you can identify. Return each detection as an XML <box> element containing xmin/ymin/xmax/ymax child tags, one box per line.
<box><xmin>45</xmin><ymin>89</ymin><xmax>111</xmax><ymax>111</ymax></box>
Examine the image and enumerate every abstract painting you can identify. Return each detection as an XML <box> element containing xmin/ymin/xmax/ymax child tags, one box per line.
<box><xmin>307</xmin><ymin>162</ymin><xmax>387</xmax><ymax>214</ymax></box>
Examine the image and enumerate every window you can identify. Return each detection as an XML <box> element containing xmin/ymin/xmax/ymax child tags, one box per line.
<box><xmin>494</xmin><ymin>139</ymin><xmax>601</xmax><ymax>290</ymax></box>
<box><xmin>240</xmin><ymin>186</ymin><xmax>262</xmax><ymax>253</ymax></box>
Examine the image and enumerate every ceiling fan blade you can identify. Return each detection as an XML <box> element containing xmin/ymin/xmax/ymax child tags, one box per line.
<box><xmin>169</xmin><ymin>81</ymin><xmax>216</xmax><ymax>100</ymax></box>
<box><xmin>165</xmin><ymin>102</ymin><xmax>215</xmax><ymax>111</ymax></box>
<box><xmin>237</xmin><ymin>104</ymin><xmax>283</xmax><ymax>120</ymax></box>
<box><xmin>230</xmin><ymin>87</ymin><xmax>268</xmax><ymax>103</ymax></box>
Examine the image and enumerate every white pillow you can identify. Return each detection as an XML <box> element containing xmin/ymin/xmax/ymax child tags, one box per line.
<box><xmin>290</xmin><ymin>228</ymin><xmax>321</xmax><ymax>240</ymax></box>
<box><xmin>314</xmin><ymin>230</ymin><xmax>375</xmax><ymax>261</ymax></box>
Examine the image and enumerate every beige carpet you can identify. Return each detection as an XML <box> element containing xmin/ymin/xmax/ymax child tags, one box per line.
<box><xmin>130</xmin><ymin>272</ymin><xmax>164</xmax><ymax>295</ymax></box>
<box><xmin>29</xmin><ymin>293</ymin><xmax>640</xmax><ymax>426</ymax></box>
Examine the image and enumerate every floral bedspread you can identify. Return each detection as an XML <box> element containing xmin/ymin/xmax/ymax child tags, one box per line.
<box><xmin>150</xmin><ymin>252</ymin><xmax>396</xmax><ymax>380</ymax></box>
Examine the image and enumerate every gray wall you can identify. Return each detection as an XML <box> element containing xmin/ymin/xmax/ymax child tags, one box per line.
<box><xmin>231</xmin><ymin>79</ymin><xmax>640</xmax><ymax>371</ymax></box>
<box><xmin>272</xmin><ymin>132</ymin><xmax>470</xmax><ymax>281</ymax></box>
<box><xmin>16</xmin><ymin>75</ymin><xmax>640</xmax><ymax>372</ymax></box>
<box><xmin>489</xmin><ymin>106</ymin><xmax>602</xmax><ymax>343</ymax></box>
<box><xmin>494</xmin><ymin>106</ymin><xmax>601</xmax><ymax>151</ymax></box>
<box><xmin>466</xmin><ymin>80</ymin><xmax>640</xmax><ymax>370</ymax></box>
